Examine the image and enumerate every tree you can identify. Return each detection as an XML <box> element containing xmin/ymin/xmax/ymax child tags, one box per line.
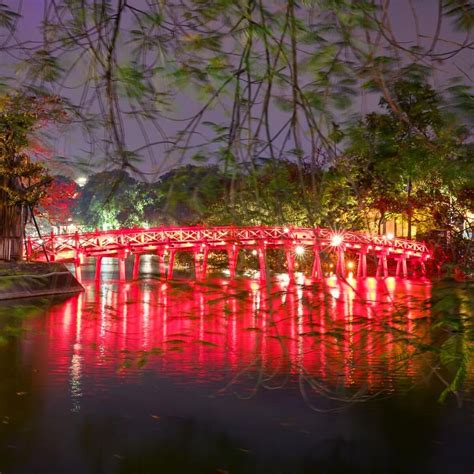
<box><xmin>343</xmin><ymin>77</ymin><xmax>471</xmax><ymax>237</ymax></box>
<box><xmin>36</xmin><ymin>175</ymin><xmax>79</xmax><ymax>231</ymax></box>
<box><xmin>0</xmin><ymin>94</ymin><xmax>64</xmax><ymax>260</ymax></box>
<box><xmin>75</xmin><ymin>170</ymin><xmax>135</xmax><ymax>230</ymax></box>
<box><xmin>157</xmin><ymin>165</ymin><xmax>227</xmax><ymax>225</ymax></box>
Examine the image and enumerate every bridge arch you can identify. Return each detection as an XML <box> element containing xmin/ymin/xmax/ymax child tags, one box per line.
<box><xmin>26</xmin><ymin>225</ymin><xmax>430</xmax><ymax>282</ymax></box>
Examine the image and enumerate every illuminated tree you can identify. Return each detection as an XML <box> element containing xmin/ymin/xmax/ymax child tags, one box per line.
<box><xmin>342</xmin><ymin>77</ymin><xmax>471</xmax><ymax>238</ymax></box>
<box><xmin>36</xmin><ymin>175</ymin><xmax>79</xmax><ymax>230</ymax></box>
<box><xmin>0</xmin><ymin>94</ymin><xmax>65</xmax><ymax>259</ymax></box>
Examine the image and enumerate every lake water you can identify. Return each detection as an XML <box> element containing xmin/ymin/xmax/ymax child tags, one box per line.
<box><xmin>0</xmin><ymin>257</ymin><xmax>473</xmax><ymax>473</ymax></box>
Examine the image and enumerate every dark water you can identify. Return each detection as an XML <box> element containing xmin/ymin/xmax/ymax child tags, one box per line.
<box><xmin>0</xmin><ymin>257</ymin><xmax>473</xmax><ymax>474</ymax></box>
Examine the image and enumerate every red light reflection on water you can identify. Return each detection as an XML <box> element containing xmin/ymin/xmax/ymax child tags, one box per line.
<box><xmin>28</xmin><ymin>276</ymin><xmax>432</xmax><ymax>398</ymax></box>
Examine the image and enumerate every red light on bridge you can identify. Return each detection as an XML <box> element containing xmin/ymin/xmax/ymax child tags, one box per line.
<box><xmin>26</xmin><ymin>225</ymin><xmax>430</xmax><ymax>280</ymax></box>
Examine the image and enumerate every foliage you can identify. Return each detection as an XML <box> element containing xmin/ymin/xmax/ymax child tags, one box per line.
<box><xmin>36</xmin><ymin>175</ymin><xmax>79</xmax><ymax>226</ymax></box>
<box><xmin>430</xmin><ymin>282</ymin><xmax>474</xmax><ymax>404</ymax></box>
<box><xmin>0</xmin><ymin>0</ymin><xmax>471</xmax><ymax>199</ymax></box>
<box><xmin>75</xmin><ymin>170</ymin><xmax>152</xmax><ymax>229</ymax></box>
<box><xmin>342</xmin><ymin>79</ymin><xmax>472</xmax><ymax>237</ymax></box>
<box><xmin>0</xmin><ymin>94</ymin><xmax>64</xmax><ymax>208</ymax></box>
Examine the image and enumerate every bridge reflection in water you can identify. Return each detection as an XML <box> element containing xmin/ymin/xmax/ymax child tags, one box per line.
<box><xmin>37</xmin><ymin>273</ymin><xmax>434</xmax><ymax>406</ymax></box>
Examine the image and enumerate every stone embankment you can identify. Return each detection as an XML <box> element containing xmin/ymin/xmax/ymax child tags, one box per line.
<box><xmin>0</xmin><ymin>262</ymin><xmax>83</xmax><ymax>301</ymax></box>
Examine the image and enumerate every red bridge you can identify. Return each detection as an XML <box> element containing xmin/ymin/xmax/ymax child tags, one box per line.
<box><xmin>26</xmin><ymin>225</ymin><xmax>430</xmax><ymax>282</ymax></box>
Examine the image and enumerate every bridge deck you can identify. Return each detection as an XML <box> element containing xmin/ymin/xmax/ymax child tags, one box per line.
<box><xmin>26</xmin><ymin>225</ymin><xmax>430</xmax><ymax>281</ymax></box>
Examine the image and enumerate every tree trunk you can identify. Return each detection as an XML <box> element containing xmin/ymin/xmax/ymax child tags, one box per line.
<box><xmin>0</xmin><ymin>176</ymin><xmax>25</xmax><ymax>261</ymax></box>
<box><xmin>378</xmin><ymin>212</ymin><xmax>385</xmax><ymax>235</ymax></box>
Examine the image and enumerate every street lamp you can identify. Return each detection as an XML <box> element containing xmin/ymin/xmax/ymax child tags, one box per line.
<box><xmin>76</xmin><ymin>176</ymin><xmax>88</xmax><ymax>187</ymax></box>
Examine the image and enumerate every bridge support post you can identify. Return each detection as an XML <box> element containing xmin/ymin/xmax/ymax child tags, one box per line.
<box><xmin>167</xmin><ymin>250</ymin><xmax>176</xmax><ymax>280</ymax></box>
<box><xmin>194</xmin><ymin>245</ymin><xmax>209</xmax><ymax>280</ymax></box>
<box><xmin>74</xmin><ymin>260</ymin><xmax>82</xmax><ymax>283</ymax></box>
<box><xmin>402</xmin><ymin>257</ymin><xmax>408</xmax><ymax>278</ymax></box>
<box><xmin>132</xmin><ymin>254</ymin><xmax>140</xmax><ymax>279</ymax></box>
<box><xmin>311</xmin><ymin>246</ymin><xmax>322</xmax><ymax>280</ymax></box>
<box><xmin>95</xmin><ymin>257</ymin><xmax>102</xmax><ymax>281</ymax></box>
<box><xmin>286</xmin><ymin>248</ymin><xmax>295</xmax><ymax>282</ymax></box>
<box><xmin>357</xmin><ymin>252</ymin><xmax>367</xmax><ymax>278</ymax></box>
<box><xmin>202</xmin><ymin>246</ymin><xmax>209</xmax><ymax>277</ymax></box>
<box><xmin>335</xmin><ymin>248</ymin><xmax>346</xmax><ymax>278</ymax></box>
<box><xmin>227</xmin><ymin>245</ymin><xmax>239</xmax><ymax>279</ymax></box>
<box><xmin>194</xmin><ymin>251</ymin><xmax>202</xmax><ymax>280</ymax></box>
<box><xmin>158</xmin><ymin>251</ymin><xmax>167</xmax><ymax>277</ymax></box>
<box><xmin>376</xmin><ymin>253</ymin><xmax>388</xmax><ymax>278</ymax></box>
<box><xmin>419</xmin><ymin>259</ymin><xmax>426</xmax><ymax>277</ymax></box>
<box><xmin>257</xmin><ymin>246</ymin><xmax>267</xmax><ymax>282</ymax></box>
<box><xmin>118</xmin><ymin>253</ymin><xmax>126</xmax><ymax>281</ymax></box>
<box><xmin>395</xmin><ymin>257</ymin><xmax>408</xmax><ymax>278</ymax></box>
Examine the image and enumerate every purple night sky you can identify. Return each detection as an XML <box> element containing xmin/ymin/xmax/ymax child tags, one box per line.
<box><xmin>1</xmin><ymin>0</ymin><xmax>471</xmax><ymax>180</ymax></box>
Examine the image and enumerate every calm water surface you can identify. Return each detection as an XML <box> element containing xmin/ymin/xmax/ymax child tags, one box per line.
<box><xmin>0</xmin><ymin>257</ymin><xmax>473</xmax><ymax>473</ymax></box>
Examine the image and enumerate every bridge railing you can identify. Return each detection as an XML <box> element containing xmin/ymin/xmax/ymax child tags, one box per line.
<box><xmin>26</xmin><ymin>225</ymin><xmax>430</xmax><ymax>261</ymax></box>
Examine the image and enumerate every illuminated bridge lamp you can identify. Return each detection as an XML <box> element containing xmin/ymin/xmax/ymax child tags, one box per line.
<box><xmin>347</xmin><ymin>261</ymin><xmax>354</xmax><ymax>270</ymax></box>
<box><xmin>330</xmin><ymin>234</ymin><xmax>344</xmax><ymax>247</ymax></box>
<box><xmin>295</xmin><ymin>245</ymin><xmax>305</xmax><ymax>256</ymax></box>
<box><xmin>386</xmin><ymin>232</ymin><xmax>394</xmax><ymax>240</ymax></box>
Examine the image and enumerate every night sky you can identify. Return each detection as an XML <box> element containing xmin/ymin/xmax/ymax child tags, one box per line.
<box><xmin>1</xmin><ymin>0</ymin><xmax>471</xmax><ymax>179</ymax></box>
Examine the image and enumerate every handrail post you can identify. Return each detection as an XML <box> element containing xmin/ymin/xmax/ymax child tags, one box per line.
<box><xmin>50</xmin><ymin>231</ymin><xmax>55</xmax><ymax>262</ymax></box>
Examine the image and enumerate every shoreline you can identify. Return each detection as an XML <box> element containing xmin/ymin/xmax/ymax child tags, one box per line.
<box><xmin>0</xmin><ymin>262</ymin><xmax>84</xmax><ymax>301</ymax></box>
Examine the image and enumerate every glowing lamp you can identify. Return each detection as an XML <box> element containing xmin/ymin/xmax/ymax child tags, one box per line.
<box><xmin>386</xmin><ymin>232</ymin><xmax>394</xmax><ymax>240</ymax></box>
<box><xmin>252</xmin><ymin>249</ymin><xmax>258</xmax><ymax>256</ymax></box>
<box><xmin>347</xmin><ymin>261</ymin><xmax>354</xmax><ymax>269</ymax></box>
<box><xmin>76</xmin><ymin>176</ymin><xmax>88</xmax><ymax>187</ymax></box>
<box><xmin>250</xmin><ymin>281</ymin><xmax>260</xmax><ymax>291</ymax></box>
<box><xmin>330</xmin><ymin>234</ymin><xmax>343</xmax><ymax>246</ymax></box>
<box><xmin>295</xmin><ymin>245</ymin><xmax>305</xmax><ymax>256</ymax></box>
<box><xmin>283</xmin><ymin>227</ymin><xmax>290</xmax><ymax>233</ymax></box>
